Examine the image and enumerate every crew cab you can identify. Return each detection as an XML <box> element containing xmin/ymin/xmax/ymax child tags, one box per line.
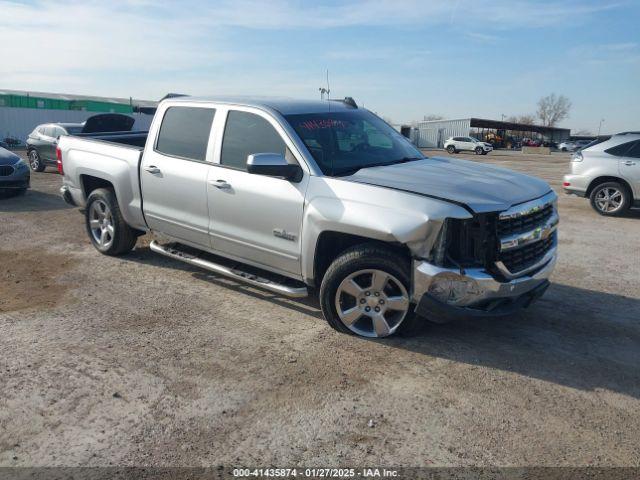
<box><xmin>59</xmin><ymin>96</ymin><xmax>558</xmax><ymax>338</ymax></box>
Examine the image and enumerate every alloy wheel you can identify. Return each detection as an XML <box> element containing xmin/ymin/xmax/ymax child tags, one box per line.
<box><xmin>88</xmin><ymin>200</ymin><xmax>115</xmax><ymax>249</ymax></box>
<box><xmin>334</xmin><ymin>269</ymin><xmax>409</xmax><ymax>338</ymax></box>
<box><xmin>594</xmin><ymin>187</ymin><xmax>623</xmax><ymax>214</ymax></box>
<box><xmin>29</xmin><ymin>151</ymin><xmax>40</xmax><ymax>170</ymax></box>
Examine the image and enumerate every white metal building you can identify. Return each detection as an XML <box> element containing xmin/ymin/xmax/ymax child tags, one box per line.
<box><xmin>415</xmin><ymin>117</ymin><xmax>571</xmax><ymax>149</ymax></box>
<box><xmin>415</xmin><ymin>118</ymin><xmax>471</xmax><ymax>148</ymax></box>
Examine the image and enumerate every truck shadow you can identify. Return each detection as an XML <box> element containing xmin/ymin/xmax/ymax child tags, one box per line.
<box><xmin>384</xmin><ymin>282</ymin><xmax>640</xmax><ymax>399</ymax></box>
<box><xmin>0</xmin><ymin>189</ymin><xmax>73</xmax><ymax>212</ymax></box>
<box><xmin>124</xmin><ymin>246</ymin><xmax>640</xmax><ymax>399</ymax></box>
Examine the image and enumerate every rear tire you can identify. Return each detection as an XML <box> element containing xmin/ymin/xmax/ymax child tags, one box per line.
<box><xmin>589</xmin><ymin>181</ymin><xmax>631</xmax><ymax>216</ymax></box>
<box><xmin>85</xmin><ymin>188</ymin><xmax>137</xmax><ymax>255</ymax></box>
<box><xmin>319</xmin><ymin>243</ymin><xmax>417</xmax><ymax>338</ymax></box>
<box><xmin>446</xmin><ymin>145</ymin><xmax>456</xmax><ymax>154</ymax></box>
<box><xmin>28</xmin><ymin>150</ymin><xmax>46</xmax><ymax>172</ymax></box>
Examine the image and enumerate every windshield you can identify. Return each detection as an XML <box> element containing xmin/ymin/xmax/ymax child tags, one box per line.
<box><xmin>285</xmin><ymin>110</ymin><xmax>424</xmax><ymax>176</ymax></box>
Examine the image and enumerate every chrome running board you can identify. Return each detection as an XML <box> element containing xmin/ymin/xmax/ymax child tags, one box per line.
<box><xmin>149</xmin><ymin>240</ymin><xmax>308</xmax><ymax>298</ymax></box>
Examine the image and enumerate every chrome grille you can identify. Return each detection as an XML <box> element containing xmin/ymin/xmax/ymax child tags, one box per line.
<box><xmin>0</xmin><ymin>165</ymin><xmax>15</xmax><ymax>176</ymax></box>
<box><xmin>495</xmin><ymin>192</ymin><xmax>558</xmax><ymax>278</ymax></box>
<box><xmin>498</xmin><ymin>233</ymin><xmax>556</xmax><ymax>275</ymax></box>
<box><xmin>497</xmin><ymin>202</ymin><xmax>554</xmax><ymax>236</ymax></box>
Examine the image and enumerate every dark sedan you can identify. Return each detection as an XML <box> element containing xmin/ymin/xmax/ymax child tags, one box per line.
<box><xmin>26</xmin><ymin>123</ymin><xmax>84</xmax><ymax>172</ymax></box>
<box><xmin>0</xmin><ymin>146</ymin><xmax>30</xmax><ymax>196</ymax></box>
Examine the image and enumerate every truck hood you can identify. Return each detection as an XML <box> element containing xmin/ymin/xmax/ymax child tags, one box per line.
<box><xmin>345</xmin><ymin>157</ymin><xmax>552</xmax><ymax>213</ymax></box>
<box><xmin>0</xmin><ymin>146</ymin><xmax>21</xmax><ymax>166</ymax></box>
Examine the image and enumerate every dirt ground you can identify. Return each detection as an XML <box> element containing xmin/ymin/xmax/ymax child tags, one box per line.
<box><xmin>0</xmin><ymin>149</ymin><xmax>639</xmax><ymax>468</ymax></box>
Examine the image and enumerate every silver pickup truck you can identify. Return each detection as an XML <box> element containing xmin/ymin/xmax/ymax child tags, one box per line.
<box><xmin>59</xmin><ymin>96</ymin><xmax>558</xmax><ymax>338</ymax></box>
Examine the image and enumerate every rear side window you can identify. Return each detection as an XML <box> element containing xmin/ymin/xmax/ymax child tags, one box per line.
<box><xmin>156</xmin><ymin>107</ymin><xmax>216</xmax><ymax>161</ymax></box>
<box><xmin>605</xmin><ymin>141</ymin><xmax>635</xmax><ymax>157</ymax></box>
<box><xmin>221</xmin><ymin>111</ymin><xmax>287</xmax><ymax>171</ymax></box>
<box><xmin>625</xmin><ymin>141</ymin><xmax>640</xmax><ymax>158</ymax></box>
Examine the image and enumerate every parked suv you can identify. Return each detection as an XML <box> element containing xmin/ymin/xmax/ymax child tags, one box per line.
<box><xmin>26</xmin><ymin>114</ymin><xmax>137</xmax><ymax>172</ymax></box>
<box><xmin>558</xmin><ymin>139</ymin><xmax>593</xmax><ymax>152</ymax></box>
<box><xmin>444</xmin><ymin>136</ymin><xmax>493</xmax><ymax>155</ymax></box>
<box><xmin>26</xmin><ymin>123</ymin><xmax>84</xmax><ymax>172</ymax></box>
<box><xmin>563</xmin><ymin>132</ymin><xmax>640</xmax><ymax>216</ymax></box>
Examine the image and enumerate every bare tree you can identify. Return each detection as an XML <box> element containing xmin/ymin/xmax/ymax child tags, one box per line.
<box><xmin>517</xmin><ymin>114</ymin><xmax>536</xmax><ymax>125</ymax></box>
<box><xmin>506</xmin><ymin>114</ymin><xmax>536</xmax><ymax>125</ymax></box>
<box><xmin>536</xmin><ymin>94</ymin><xmax>571</xmax><ymax>127</ymax></box>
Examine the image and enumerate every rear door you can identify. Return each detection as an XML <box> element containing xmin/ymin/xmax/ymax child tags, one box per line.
<box><xmin>141</xmin><ymin>105</ymin><xmax>216</xmax><ymax>247</ymax></box>
<box><xmin>619</xmin><ymin>140</ymin><xmax>640</xmax><ymax>198</ymax></box>
<box><xmin>206</xmin><ymin>107</ymin><xmax>308</xmax><ymax>276</ymax></box>
<box><xmin>41</xmin><ymin>126</ymin><xmax>57</xmax><ymax>161</ymax></box>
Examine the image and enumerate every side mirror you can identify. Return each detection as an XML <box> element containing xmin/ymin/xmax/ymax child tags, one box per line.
<box><xmin>247</xmin><ymin>153</ymin><xmax>303</xmax><ymax>182</ymax></box>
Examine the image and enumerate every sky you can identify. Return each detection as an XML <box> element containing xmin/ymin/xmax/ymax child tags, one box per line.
<box><xmin>1</xmin><ymin>0</ymin><xmax>638</xmax><ymax>133</ymax></box>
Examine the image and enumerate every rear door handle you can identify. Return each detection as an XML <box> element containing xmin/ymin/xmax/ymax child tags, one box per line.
<box><xmin>624</xmin><ymin>160</ymin><xmax>636</xmax><ymax>166</ymax></box>
<box><xmin>144</xmin><ymin>165</ymin><xmax>161</xmax><ymax>174</ymax></box>
<box><xmin>209</xmin><ymin>179</ymin><xmax>231</xmax><ymax>189</ymax></box>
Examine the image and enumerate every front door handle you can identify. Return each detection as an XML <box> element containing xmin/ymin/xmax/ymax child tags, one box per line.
<box><xmin>209</xmin><ymin>179</ymin><xmax>231</xmax><ymax>189</ymax></box>
<box><xmin>624</xmin><ymin>160</ymin><xmax>636</xmax><ymax>166</ymax></box>
<box><xmin>144</xmin><ymin>165</ymin><xmax>161</xmax><ymax>174</ymax></box>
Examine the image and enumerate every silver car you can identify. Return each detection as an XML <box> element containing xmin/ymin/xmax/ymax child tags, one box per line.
<box><xmin>563</xmin><ymin>132</ymin><xmax>640</xmax><ymax>215</ymax></box>
<box><xmin>58</xmin><ymin>96</ymin><xmax>557</xmax><ymax>338</ymax></box>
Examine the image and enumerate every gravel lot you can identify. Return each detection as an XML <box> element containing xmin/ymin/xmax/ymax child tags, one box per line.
<box><xmin>1</xmin><ymin>149</ymin><xmax>639</xmax><ymax>468</ymax></box>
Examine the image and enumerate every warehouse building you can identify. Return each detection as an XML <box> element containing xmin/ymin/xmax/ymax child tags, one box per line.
<box><xmin>0</xmin><ymin>89</ymin><xmax>157</xmax><ymax>144</ymax></box>
<box><xmin>415</xmin><ymin>117</ymin><xmax>571</xmax><ymax>149</ymax></box>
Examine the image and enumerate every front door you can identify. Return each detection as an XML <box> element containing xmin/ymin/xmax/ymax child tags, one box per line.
<box><xmin>619</xmin><ymin>140</ymin><xmax>640</xmax><ymax>199</ymax></box>
<box><xmin>141</xmin><ymin>106</ymin><xmax>216</xmax><ymax>247</ymax></box>
<box><xmin>207</xmin><ymin>109</ymin><xmax>307</xmax><ymax>276</ymax></box>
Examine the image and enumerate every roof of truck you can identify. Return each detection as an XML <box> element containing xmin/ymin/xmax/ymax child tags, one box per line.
<box><xmin>165</xmin><ymin>95</ymin><xmax>358</xmax><ymax>115</ymax></box>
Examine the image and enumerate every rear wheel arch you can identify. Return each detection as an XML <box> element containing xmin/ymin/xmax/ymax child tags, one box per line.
<box><xmin>80</xmin><ymin>175</ymin><xmax>115</xmax><ymax>200</ymax></box>
<box><xmin>586</xmin><ymin>176</ymin><xmax>633</xmax><ymax>198</ymax></box>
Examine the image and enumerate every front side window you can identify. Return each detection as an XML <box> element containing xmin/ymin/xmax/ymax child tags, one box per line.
<box><xmin>156</xmin><ymin>107</ymin><xmax>216</xmax><ymax>161</ymax></box>
<box><xmin>221</xmin><ymin>111</ymin><xmax>287</xmax><ymax>171</ymax></box>
<box><xmin>43</xmin><ymin>126</ymin><xmax>55</xmax><ymax>138</ymax></box>
<box><xmin>285</xmin><ymin>109</ymin><xmax>424</xmax><ymax>176</ymax></box>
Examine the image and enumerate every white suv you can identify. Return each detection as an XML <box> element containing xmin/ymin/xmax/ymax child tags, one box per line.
<box><xmin>563</xmin><ymin>132</ymin><xmax>640</xmax><ymax>216</ymax></box>
<box><xmin>444</xmin><ymin>136</ymin><xmax>493</xmax><ymax>155</ymax></box>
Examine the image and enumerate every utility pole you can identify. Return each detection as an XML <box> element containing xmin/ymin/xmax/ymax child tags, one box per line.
<box><xmin>597</xmin><ymin>118</ymin><xmax>605</xmax><ymax>136</ymax></box>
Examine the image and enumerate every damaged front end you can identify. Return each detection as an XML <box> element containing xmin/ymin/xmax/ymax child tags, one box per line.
<box><xmin>412</xmin><ymin>191</ymin><xmax>558</xmax><ymax>320</ymax></box>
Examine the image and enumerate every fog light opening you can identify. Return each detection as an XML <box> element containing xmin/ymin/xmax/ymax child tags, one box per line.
<box><xmin>428</xmin><ymin>273</ymin><xmax>482</xmax><ymax>306</ymax></box>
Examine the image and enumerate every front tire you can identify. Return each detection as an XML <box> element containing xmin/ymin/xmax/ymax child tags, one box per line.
<box><xmin>85</xmin><ymin>188</ymin><xmax>137</xmax><ymax>255</ymax></box>
<box><xmin>28</xmin><ymin>150</ymin><xmax>46</xmax><ymax>172</ymax></box>
<box><xmin>589</xmin><ymin>181</ymin><xmax>631</xmax><ymax>216</ymax></box>
<box><xmin>446</xmin><ymin>145</ymin><xmax>456</xmax><ymax>154</ymax></box>
<box><xmin>475</xmin><ymin>147</ymin><xmax>483</xmax><ymax>155</ymax></box>
<box><xmin>319</xmin><ymin>244</ymin><xmax>414</xmax><ymax>338</ymax></box>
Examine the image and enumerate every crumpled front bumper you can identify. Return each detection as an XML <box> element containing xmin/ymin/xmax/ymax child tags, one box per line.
<box><xmin>412</xmin><ymin>251</ymin><xmax>556</xmax><ymax>321</ymax></box>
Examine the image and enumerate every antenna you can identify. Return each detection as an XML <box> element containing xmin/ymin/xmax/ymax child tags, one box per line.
<box><xmin>326</xmin><ymin>69</ymin><xmax>330</xmax><ymax>99</ymax></box>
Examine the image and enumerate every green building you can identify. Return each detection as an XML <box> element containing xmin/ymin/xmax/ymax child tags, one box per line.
<box><xmin>0</xmin><ymin>89</ymin><xmax>156</xmax><ymax>114</ymax></box>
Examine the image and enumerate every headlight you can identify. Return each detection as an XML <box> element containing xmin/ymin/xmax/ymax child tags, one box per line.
<box><xmin>571</xmin><ymin>152</ymin><xmax>583</xmax><ymax>162</ymax></box>
<box><xmin>13</xmin><ymin>159</ymin><xmax>29</xmax><ymax>170</ymax></box>
<box><xmin>428</xmin><ymin>272</ymin><xmax>482</xmax><ymax>306</ymax></box>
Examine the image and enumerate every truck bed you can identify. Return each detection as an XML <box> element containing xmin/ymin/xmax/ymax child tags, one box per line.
<box><xmin>71</xmin><ymin>131</ymin><xmax>149</xmax><ymax>149</ymax></box>
<box><xmin>58</xmin><ymin>131</ymin><xmax>151</xmax><ymax>230</ymax></box>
